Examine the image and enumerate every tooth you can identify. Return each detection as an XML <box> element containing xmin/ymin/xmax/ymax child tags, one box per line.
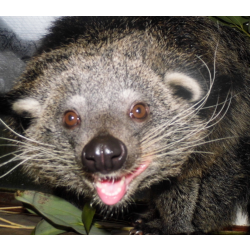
<box><xmin>96</xmin><ymin>182</ymin><xmax>102</xmax><ymax>188</ymax></box>
<box><xmin>121</xmin><ymin>176</ymin><xmax>125</xmax><ymax>185</ymax></box>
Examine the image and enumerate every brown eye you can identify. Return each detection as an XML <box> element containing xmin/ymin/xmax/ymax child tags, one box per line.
<box><xmin>63</xmin><ymin>110</ymin><xmax>80</xmax><ymax>129</ymax></box>
<box><xmin>129</xmin><ymin>102</ymin><xmax>149</xmax><ymax>121</ymax></box>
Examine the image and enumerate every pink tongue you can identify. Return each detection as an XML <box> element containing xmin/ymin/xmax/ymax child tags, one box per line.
<box><xmin>95</xmin><ymin>160</ymin><xmax>150</xmax><ymax>206</ymax></box>
<box><xmin>96</xmin><ymin>178</ymin><xmax>126</xmax><ymax>205</ymax></box>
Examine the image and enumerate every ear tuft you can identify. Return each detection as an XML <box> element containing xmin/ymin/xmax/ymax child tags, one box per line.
<box><xmin>12</xmin><ymin>98</ymin><xmax>41</xmax><ymax>118</ymax></box>
<box><xmin>164</xmin><ymin>72</ymin><xmax>203</xmax><ymax>102</ymax></box>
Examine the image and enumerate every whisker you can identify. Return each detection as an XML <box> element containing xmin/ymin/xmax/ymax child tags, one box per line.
<box><xmin>205</xmin><ymin>90</ymin><xmax>232</xmax><ymax>130</ymax></box>
<box><xmin>0</xmin><ymin>118</ymin><xmax>55</xmax><ymax>148</ymax></box>
<box><xmin>141</xmin><ymin>43</ymin><xmax>234</xmax><ymax>161</ymax></box>
<box><xmin>0</xmin><ymin>155</ymin><xmax>38</xmax><ymax>179</ymax></box>
<box><xmin>0</xmin><ymin>155</ymin><xmax>21</xmax><ymax>168</ymax></box>
<box><xmin>154</xmin><ymin>135</ymin><xmax>238</xmax><ymax>159</ymax></box>
<box><xmin>0</xmin><ymin>150</ymin><xmax>23</xmax><ymax>160</ymax></box>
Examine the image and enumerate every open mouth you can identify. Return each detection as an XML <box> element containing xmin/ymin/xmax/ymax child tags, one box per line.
<box><xmin>95</xmin><ymin>159</ymin><xmax>151</xmax><ymax>205</ymax></box>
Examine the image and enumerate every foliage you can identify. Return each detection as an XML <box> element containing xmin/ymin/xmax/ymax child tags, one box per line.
<box><xmin>15</xmin><ymin>190</ymin><xmax>109</xmax><ymax>235</ymax></box>
<box><xmin>209</xmin><ymin>16</ymin><xmax>250</xmax><ymax>38</ymax></box>
<box><xmin>82</xmin><ymin>202</ymin><xmax>96</xmax><ymax>234</ymax></box>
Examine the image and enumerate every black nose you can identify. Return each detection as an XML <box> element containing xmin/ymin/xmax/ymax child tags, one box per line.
<box><xmin>82</xmin><ymin>135</ymin><xmax>127</xmax><ymax>174</ymax></box>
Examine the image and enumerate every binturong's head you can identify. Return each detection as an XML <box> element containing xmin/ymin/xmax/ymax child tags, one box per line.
<box><xmin>0</xmin><ymin>17</ymin><xmax>247</xmax><ymax>210</ymax></box>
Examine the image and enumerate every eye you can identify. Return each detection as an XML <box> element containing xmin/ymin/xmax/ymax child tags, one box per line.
<box><xmin>129</xmin><ymin>102</ymin><xmax>149</xmax><ymax>121</ymax></box>
<box><xmin>63</xmin><ymin>110</ymin><xmax>80</xmax><ymax>129</ymax></box>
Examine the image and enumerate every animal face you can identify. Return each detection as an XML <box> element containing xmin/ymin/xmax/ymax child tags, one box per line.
<box><xmin>7</xmin><ymin>33</ymin><xmax>209</xmax><ymax>208</ymax></box>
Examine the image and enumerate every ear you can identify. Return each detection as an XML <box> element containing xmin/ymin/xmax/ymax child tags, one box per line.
<box><xmin>0</xmin><ymin>94</ymin><xmax>42</xmax><ymax>132</ymax></box>
<box><xmin>0</xmin><ymin>93</ymin><xmax>41</xmax><ymax>118</ymax></box>
<box><xmin>164</xmin><ymin>72</ymin><xmax>204</xmax><ymax>102</ymax></box>
<box><xmin>12</xmin><ymin>98</ymin><xmax>41</xmax><ymax>118</ymax></box>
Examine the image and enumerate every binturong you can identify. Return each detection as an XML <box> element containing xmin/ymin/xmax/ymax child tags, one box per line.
<box><xmin>1</xmin><ymin>17</ymin><xmax>250</xmax><ymax>234</ymax></box>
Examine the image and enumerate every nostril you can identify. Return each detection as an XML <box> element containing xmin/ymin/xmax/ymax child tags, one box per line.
<box><xmin>82</xmin><ymin>135</ymin><xmax>127</xmax><ymax>174</ymax></box>
<box><xmin>111</xmin><ymin>141</ymin><xmax>127</xmax><ymax>166</ymax></box>
<box><xmin>82</xmin><ymin>151</ymin><xmax>96</xmax><ymax>172</ymax></box>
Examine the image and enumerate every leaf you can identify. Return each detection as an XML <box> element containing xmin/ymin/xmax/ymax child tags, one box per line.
<box><xmin>82</xmin><ymin>202</ymin><xmax>96</xmax><ymax>234</ymax></box>
<box><xmin>229</xmin><ymin>17</ymin><xmax>248</xmax><ymax>27</ymax></box>
<box><xmin>88</xmin><ymin>223</ymin><xmax>110</xmax><ymax>235</ymax></box>
<box><xmin>25</xmin><ymin>206</ymin><xmax>39</xmax><ymax>215</ymax></box>
<box><xmin>34</xmin><ymin>219</ymin><xmax>67</xmax><ymax>235</ymax></box>
<box><xmin>15</xmin><ymin>190</ymin><xmax>110</xmax><ymax>235</ymax></box>
<box><xmin>209</xmin><ymin>16</ymin><xmax>250</xmax><ymax>37</ymax></box>
<box><xmin>216</xmin><ymin>16</ymin><xmax>236</xmax><ymax>25</ymax></box>
<box><xmin>15</xmin><ymin>191</ymin><xmax>86</xmax><ymax>234</ymax></box>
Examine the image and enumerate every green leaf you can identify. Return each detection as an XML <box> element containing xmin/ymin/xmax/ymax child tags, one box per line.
<box><xmin>88</xmin><ymin>223</ymin><xmax>111</xmax><ymax>235</ymax></box>
<box><xmin>25</xmin><ymin>206</ymin><xmax>39</xmax><ymax>215</ymax></box>
<box><xmin>209</xmin><ymin>16</ymin><xmax>250</xmax><ymax>37</ymax></box>
<box><xmin>211</xmin><ymin>16</ymin><xmax>248</xmax><ymax>26</ymax></box>
<box><xmin>228</xmin><ymin>17</ymin><xmax>248</xmax><ymax>27</ymax></box>
<box><xmin>34</xmin><ymin>219</ymin><xmax>67</xmax><ymax>235</ymax></box>
<box><xmin>82</xmin><ymin>202</ymin><xmax>96</xmax><ymax>234</ymax></box>
<box><xmin>15</xmin><ymin>190</ymin><xmax>110</xmax><ymax>235</ymax></box>
<box><xmin>216</xmin><ymin>16</ymin><xmax>236</xmax><ymax>25</ymax></box>
<box><xmin>15</xmin><ymin>191</ymin><xmax>86</xmax><ymax>234</ymax></box>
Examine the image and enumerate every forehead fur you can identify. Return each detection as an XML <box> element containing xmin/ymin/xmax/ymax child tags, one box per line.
<box><xmin>119</xmin><ymin>89</ymin><xmax>142</xmax><ymax>104</ymax></box>
<box><xmin>65</xmin><ymin>95</ymin><xmax>86</xmax><ymax>111</ymax></box>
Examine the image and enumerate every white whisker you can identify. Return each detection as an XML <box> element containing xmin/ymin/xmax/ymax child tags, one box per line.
<box><xmin>141</xmin><ymin>43</ymin><xmax>235</xmax><ymax>161</ymax></box>
<box><xmin>0</xmin><ymin>150</ymin><xmax>23</xmax><ymax>160</ymax></box>
<box><xmin>0</xmin><ymin>118</ymin><xmax>55</xmax><ymax>148</ymax></box>
<box><xmin>0</xmin><ymin>155</ymin><xmax>37</xmax><ymax>179</ymax></box>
